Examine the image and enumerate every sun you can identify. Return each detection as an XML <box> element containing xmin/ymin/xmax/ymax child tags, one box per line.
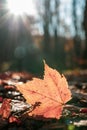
<box><xmin>7</xmin><ymin>0</ymin><xmax>37</xmax><ymax>16</ymax></box>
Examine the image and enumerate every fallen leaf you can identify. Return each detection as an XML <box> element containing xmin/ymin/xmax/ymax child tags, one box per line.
<box><xmin>0</xmin><ymin>99</ymin><xmax>11</xmax><ymax>119</ymax></box>
<box><xmin>80</xmin><ymin>108</ymin><xmax>87</xmax><ymax>113</ymax></box>
<box><xmin>17</xmin><ymin>62</ymin><xmax>71</xmax><ymax>119</ymax></box>
<box><xmin>9</xmin><ymin>116</ymin><xmax>21</xmax><ymax>124</ymax></box>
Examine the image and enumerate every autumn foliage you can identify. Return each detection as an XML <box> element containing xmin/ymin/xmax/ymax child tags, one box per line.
<box><xmin>17</xmin><ymin>62</ymin><xmax>72</xmax><ymax>119</ymax></box>
<box><xmin>0</xmin><ymin>99</ymin><xmax>11</xmax><ymax>119</ymax></box>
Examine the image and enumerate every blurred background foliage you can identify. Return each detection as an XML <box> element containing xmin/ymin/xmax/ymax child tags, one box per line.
<box><xmin>0</xmin><ymin>0</ymin><xmax>87</xmax><ymax>75</ymax></box>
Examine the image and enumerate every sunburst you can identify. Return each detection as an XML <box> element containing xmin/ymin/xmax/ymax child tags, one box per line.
<box><xmin>7</xmin><ymin>0</ymin><xmax>37</xmax><ymax>16</ymax></box>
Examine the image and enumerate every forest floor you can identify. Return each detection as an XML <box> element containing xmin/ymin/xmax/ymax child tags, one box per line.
<box><xmin>0</xmin><ymin>70</ymin><xmax>87</xmax><ymax>130</ymax></box>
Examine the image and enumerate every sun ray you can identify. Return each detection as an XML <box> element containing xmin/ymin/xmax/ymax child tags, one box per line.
<box><xmin>0</xmin><ymin>0</ymin><xmax>36</xmax><ymax>46</ymax></box>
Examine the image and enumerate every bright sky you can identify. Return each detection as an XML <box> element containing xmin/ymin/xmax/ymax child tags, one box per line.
<box><xmin>7</xmin><ymin>0</ymin><xmax>37</xmax><ymax>16</ymax></box>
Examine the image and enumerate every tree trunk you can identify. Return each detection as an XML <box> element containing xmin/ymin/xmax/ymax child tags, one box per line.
<box><xmin>83</xmin><ymin>0</ymin><xmax>87</xmax><ymax>60</ymax></box>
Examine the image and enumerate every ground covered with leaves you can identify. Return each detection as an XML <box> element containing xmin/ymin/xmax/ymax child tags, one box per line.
<box><xmin>0</xmin><ymin>63</ymin><xmax>87</xmax><ymax>130</ymax></box>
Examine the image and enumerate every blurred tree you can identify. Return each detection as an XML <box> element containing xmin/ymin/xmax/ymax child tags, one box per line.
<box><xmin>83</xmin><ymin>0</ymin><xmax>87</xmax><ymax>60</ymax></box>
<box><xmin>72</xmin><ymin>0</ymin><xmax>78</xmax><ymax>53</ymax></box>
<box><xmin>36</xmin><ymin>0</ymin><xmax>65</xmax><ymax>67</ymax></box>
<box><xmin>41</xmin><ymin>0</ymin><xmax>51</xmax><ymax>53</ymax></box>
<box><xmin>53</xmin><ymin>0</ymin><xmax>60</xmax><ymax>60</ymax></box>
<box><xmin>0</xmin><ymin>0</ymin><xmax>9</xmax><ymax>63</ymax></box>
<box><xmin>72</xmin><ymin>0</ymin><xmax>84</xmax><ymax>60</ymax></box>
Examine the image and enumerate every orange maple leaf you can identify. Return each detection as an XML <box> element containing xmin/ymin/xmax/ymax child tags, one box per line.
<box><xmin>17</xmin><ymin>62</ymin><xmax>71</xmax><ymax>119</ymax></box>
